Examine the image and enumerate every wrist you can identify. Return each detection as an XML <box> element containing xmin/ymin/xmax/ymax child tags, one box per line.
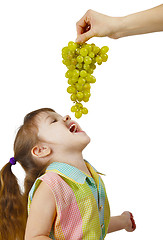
<box><xmin>106</xmin><ymin>16</ymin><xmax>127</xmax><ymax>39</ymax></box>
<box><xmin>113</xmin><ymin>16</ymin><xmax>132</xmax><ymax>39</ymax></box>
<box><xmin>116</xmin><ymin>16</ymin><xmax>128</xmax><ymax>38</ymax></box>
<box><xmin>120</xmin><ymin>212</ymin><xmax>129</xmax><ymax>230</ymax></box>
<box><xmin>109</xmin><ymin>14</ymin><xmax>139</xmax><ymax>39</ymax></box>
<box><xmin>107</xmin><ymin>215</ymin><xmax>126</xmax><ymax>233</ymax></box>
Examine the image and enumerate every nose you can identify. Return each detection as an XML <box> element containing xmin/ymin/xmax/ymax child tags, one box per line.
<box><xmin>63</xmin><ymin>115</ymin><xmax>71</xmax><ymax>122</ymax></box>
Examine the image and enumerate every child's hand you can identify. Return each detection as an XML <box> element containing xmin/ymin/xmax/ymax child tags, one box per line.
<box><xmin>76</xmin><ymin>9</ymin><xmax>122</xmax><ymax>43</ymax></box>
<box><xmin>121</xmin><ymin>211</ymin><xmax>136</xmax><ymax>232</ymax></box>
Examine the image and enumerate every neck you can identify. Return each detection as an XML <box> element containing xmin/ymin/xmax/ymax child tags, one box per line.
<box><xmin>49</xmin><ymin>148</ymin><xmax>90</xmax><ymax>176</ymax></box>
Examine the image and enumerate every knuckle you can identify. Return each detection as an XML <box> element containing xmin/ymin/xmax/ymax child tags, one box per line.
<box><xmin>87</xmin><ymin>9</ymin><xmax>92</xmax><ymax>15</ymax></box>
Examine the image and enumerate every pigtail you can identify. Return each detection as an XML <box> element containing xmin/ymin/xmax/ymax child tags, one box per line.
<box><xmin>0</xmin><ymin>108</ymin><xmax>55</xmax><ymax>240</ymax></box>
<box><xmin>0</xmin><ymin>162</ymin><xmax>26</xmax><ymax>240</ymax></box>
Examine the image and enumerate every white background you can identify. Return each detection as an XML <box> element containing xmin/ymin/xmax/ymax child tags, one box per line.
<box><xmin>0</xmin><ymin>1</ymin><xmax>163</xmax><ymax>239</ymax></box>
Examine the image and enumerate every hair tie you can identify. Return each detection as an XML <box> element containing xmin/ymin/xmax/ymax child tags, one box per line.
<box><xmin>9</xmin><ymin>157</ymin><xmax>16</xmax><ymax>165</ymax></box>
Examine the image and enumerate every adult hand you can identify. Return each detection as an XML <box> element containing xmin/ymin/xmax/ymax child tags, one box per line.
<box><xmin>76</xmin><ymin>5</ymin><xmax>163</xmax><ymax>43</ymax></box>
<box><xmin>76</xmin><ymin>9</ymin><xmax>122</xmax><ymax>43</ymax></box>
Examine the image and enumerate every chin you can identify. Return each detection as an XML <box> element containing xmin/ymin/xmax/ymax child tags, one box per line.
<box><xmin>81</xmin><ymin>134</ymin><xmax>91</xmax><ymax>149</ymax></box>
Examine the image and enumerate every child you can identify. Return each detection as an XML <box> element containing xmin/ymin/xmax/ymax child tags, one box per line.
<box><xmin>0</xmin><ymin>107</ymin><xmax>136</xmax><ymax>240</ymax></box>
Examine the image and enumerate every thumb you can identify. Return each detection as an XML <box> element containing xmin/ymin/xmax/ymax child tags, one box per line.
<box><xmin>76</xmin><ymin>29</ymin><xmax>95</xmax><ymax>43</ymax></box>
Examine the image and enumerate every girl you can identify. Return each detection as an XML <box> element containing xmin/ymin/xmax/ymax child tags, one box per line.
<box><xmin>0</xmin><ymin>107</ymin><xmax>136</xmax><ymax>240</ymax></box>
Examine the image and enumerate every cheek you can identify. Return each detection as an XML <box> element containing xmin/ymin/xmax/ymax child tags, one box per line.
<box><xmin>46</xmin><ymin>128</ymin><xmax>70</xmax><ymax>143</ymax></box>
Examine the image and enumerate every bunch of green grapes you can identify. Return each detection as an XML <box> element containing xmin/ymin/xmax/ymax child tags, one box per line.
<box><xmin>62</xmin><ymin>41</ymin><xmax>109</xmax><ymax>118</ymax></box>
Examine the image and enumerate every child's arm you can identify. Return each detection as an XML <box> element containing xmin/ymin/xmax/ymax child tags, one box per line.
<box><xmin>108</xmin><ymin>211</ymin><xmax>136</xmax><ymax>233</ymax></box>
<box><xmin>25</xmin><ymin>181</ymin><xmax>56</xmax><ymax>240</ymax></box>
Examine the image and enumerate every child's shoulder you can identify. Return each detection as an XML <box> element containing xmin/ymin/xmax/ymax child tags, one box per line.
<box><xmin>29</xmin><ymin>171</ymin><xmax>59</xmax><ymax>200</ymax></box>
<box><xmin>26</xmin><ymin>180</ymin><xmax>57</xmax><ymax>238</ymax></box>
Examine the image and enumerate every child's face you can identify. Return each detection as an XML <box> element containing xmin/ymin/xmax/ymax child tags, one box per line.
<box><xmin>36</xmin><ymin>111</ymin><xmax>91</xmax><ymax>152</ymax></box>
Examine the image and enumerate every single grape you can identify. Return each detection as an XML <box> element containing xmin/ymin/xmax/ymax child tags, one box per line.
<box><xmin>67</xmin><ymin>79</ymin><xmax>73</xmax><ymax>85</ymax></box>
<box><xmin>67</xmin><ymin>86</ymin><xmax>77</xmax><ymax>94</ymax></box>
<box><xmin>83</xmin><ymin>90</ymin><xmax>91</xmax><ymax>98</ymax></box>
<box><xmin>83</xmin><ymin>97</ymin><xmax>89</xmax><ymax>102</ymax></box>
<box><xmin>100</xmin><ymin>53</ymin><xmax>108</xmax><ymax>62</ymax></box>
<box><xmin>76</xmin><ymin>63</ymin><xmax>83</xmax><ymax>69</ymax></box>
<box><xmin>72</xmin><ymin>69</ymin><xmax>80</xmax><ymax>78</ymax></box>
<box><xmin>78</xmin><ymin>77</ymin><xmax>86</xmax><ymax>85</ymax></box>
<box><xmin>84</xmin><ymin>56</ymin><xmax>92</xmax><ymax>65</ymax></box>
<box><xmin>68</xmin><ymin>41</ymin><xmax>77</xmax><ymax>51</ymax></box>
<box><xmin>67</xmin><ymin>53</ymin><xmax>73</xmax><ymax>60</ymax></box>
<box><xmin>77</xmin><ymin>55</ymin><xmax>84</xmax><ymax>63</ymax></box>
<box><xmin>75</xmin><ymin>110</ymin><xmax>82</xmax><ymax>119</ymax></box>
<box><xmin>76</xmin><ymin>48</ymin><xmax>80</xmax><ymax>55</ymax></box>
<box><xmin>77</xmin><ymin>92</ymin><xmax>84</xmax><ymax>99</ymax></box>
<box><xmin>96</xmin><ymin>56</ymin><xmax>102</xmax><ymax>65</ymax></box>
<box><xmin>93</xmin><ymin>46</ymin><xmax>100</xmax><ymax>54</ymax></box>
<box><xmin>62</xmin><ymin>59</ymin><xmax>66</xmax><ymax>65</ymax></box>
<box><xmin>71</xmin><ymin>58</ymin><xmax>77</xmax><ymax>65</ymax></box>
<box><xmin>65</xmin><ymin>70</ymin><xmax>73</xmax><ymax>78</ymax></box>
<box><xmin>90</xmin><ymin>63</ymin><xmax>96</xmax><ymax>70</ymax></box>
<box><xmin>89</xmin><ymin>52</ymin><xmax>95</xmax><ymax>58</ymax></box>
<box><xmin>90</xmin><ymin>75</ymin><xmax>96</xmax><ymax>83</ymax></box>
<box><xmin>100</xmin><ymin>46</ymin><xmax>109</xmax><ymax>54</ymax></box>
<box><xmin>83</xmin><ymin>83</ymin><xmax>91</xmax><ymax>90</ymax></box>
<box><xmin>87</xmin><ymin>68</ymin><xmax>94</xmax><ymax>74</ymax></box>
<box><xmin>85</xmin><ymin>44</ymin><xmax>92</xmax><ymax>52</ymax></box>
<box><xmin>91</xmin><ymin>58</ymin><xmax>96</xmax><ymax>64</ymax></box>
<box><xmin>82</xmin><ymin>107</ymin><xmax>88</xmax><ymax>114</ymax></box>
<box><xmin>83</xmin><ymin>64</ymin><xmax>90</xmax><ymax>71</ymax></box>
<box><xmin>70</xmin><ymin>93</ymin><xmax>77</xmax><ymax>101</ymax></box>
<box><xmin>76</xmin><ymin>103</ymin><xmax>83</xmax><ymax>109</ymax></box>
<box><xmin>71</xmin><ymin>77</ymin><xmax>78</xmax><ymax>84</ymax></box>
<box><xmin>85</xmin><ymin>74</ymin><xmax>91</xmax><ymax>83</ymax></box>
<box><xmin>67</xmin><ymin>65</ymin><xmax>76</xmax><ymax>71</ymax></box>
<box><xmin>80</xmin><ymin>48</ymin><xmax>88</xmax><ymax>57</ymax></box>
<box><xmin>76</xmin><ymin>83</ymin><xmax>83</xmax><ymax>91</ymax></box>
<box><xmin>63</xmin><ymin>59</ymin><xmax>71</xmax><ymax>66</ymax></box>
<box><xmin>71</xmin><ymin>105</ymin><xmax>78</xmax><ymax>112</ymax></box>
<box><xmin>62</xmin><ymin>53</ymin><xmax>68</xmax><ymax>60</ymax></box>
<box><xmin>80</xmin><ymin>70</ymin><xmax>87</xmax><ymax>78</ymax></box>
<box><xmin>62</xmin><ymin>46</ymin><xmax>69</xmax><ymax>54</ymax></box>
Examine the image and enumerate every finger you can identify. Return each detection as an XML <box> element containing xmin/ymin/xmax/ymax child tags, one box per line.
<box><xmin>76</xmin><ymin>21</ymin><xmax>87</xmax><ymax>35</ymax></box>
<box><xmin>129</xmin><ymin>212</ymin><xmax>136</xmax><ymax>231</ymax></box>
<box><xmin>76</xmin><ymin>18</ymin><xmax>88</xmax><ymax>35</ymax></box>
<box><xmin>76</xmin><ymin>29</ymin><xmax>94</xmax><ymax>43</ymax></box>
<box><xmin>76</xmin><ymin>10</ymin><xmax>91</xmax><ymax>35</ymax></box>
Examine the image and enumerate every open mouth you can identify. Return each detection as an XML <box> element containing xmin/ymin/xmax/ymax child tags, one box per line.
<box><xmin>68</xmin><ymin>122</ymin><xmax>83</xmax><ymax>134</ymax></box>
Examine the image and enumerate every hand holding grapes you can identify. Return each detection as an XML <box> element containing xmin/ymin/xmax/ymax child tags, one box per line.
<box><xmin>76</xmin><ymin>5</ymin><xmax>163</xmax><ymax>43</ymax></box>
<box><xmin>76</xmin><ymin>9</ymin><xmax>121</xmax><ymax>43</ymax></box>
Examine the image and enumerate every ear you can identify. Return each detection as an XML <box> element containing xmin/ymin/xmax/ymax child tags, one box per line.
<box><xmin>31</xmin><ymin>145</ymin><xmax>51</xmax><ymax>158</ymax></box>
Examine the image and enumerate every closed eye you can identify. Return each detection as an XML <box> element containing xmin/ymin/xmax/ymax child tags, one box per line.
<box><xmin>51</xmin><ymin>119</ymin><xmax>57</xmax><ymax>123</ymax></box>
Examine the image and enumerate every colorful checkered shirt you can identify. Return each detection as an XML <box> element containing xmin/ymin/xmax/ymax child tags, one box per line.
<box><xmin>28</xmin><ymin>160</ymin><xmax>110</xmax><ymax>239</ymax></box>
